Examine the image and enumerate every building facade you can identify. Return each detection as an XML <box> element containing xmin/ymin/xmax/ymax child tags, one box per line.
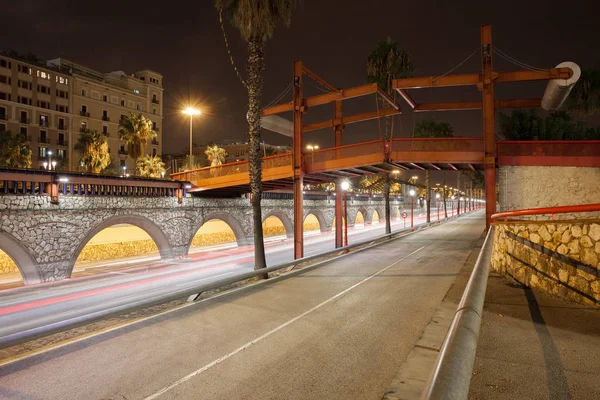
<box><xmin>192</xmin><ymin>142</ymin><xmax>290</xmax><ymax>164</ymax></box>
<box><xmin>0</xmin><ymin>53</ymin><xmax>163</xmax><ymax>172</ymax></box>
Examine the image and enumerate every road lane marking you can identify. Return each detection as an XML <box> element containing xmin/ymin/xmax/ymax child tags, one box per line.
<box><xmin>144</xmin><ymin>245</ymin><xmax>428</xmax><ymax>400</ymax></box>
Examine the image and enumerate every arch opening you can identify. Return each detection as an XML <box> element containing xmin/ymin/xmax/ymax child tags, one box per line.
<box><xmin>190</xmin><ymin>219</ymin><xmax>239</xmax><ymax>251</ymax></box>
<box><xmin>304</xmin><ymin>213</ymin><xmax>321</xmax><ymax>232</ymax></box>
<box><xmin>372</xmin><ymin>210</ymin><xmax>381</xmax><ymax>224</ymax></box>
<box><xmin>73</xmin><ymin>224</ymin><xmax>160</xmax><ymax>273</ymax></box>
<box><xmin>262</xmin><ymin>216</ymin><xmax>286</xmax><ymax>238</ymax></box>
<box><xmin>355</xmin><ymin>211</ymin><xmax>365</xmax><ymax>225</ymax></box>
<box><xmin>0</xmin><ymin>249</ymin><xmax>23</xmax><ymax>286</ymax></box>
<box><xmin>331</xmin><ymin>216</ymin><xmax>346</xmax><ymax>230</ymax></box>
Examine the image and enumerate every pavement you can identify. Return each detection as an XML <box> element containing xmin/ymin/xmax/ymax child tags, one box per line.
<box><xmin>0</xmin><ymin>211</ymin><xmax>484</xmax><ymax>399</ymax></box>
<box><xmin>469</xmin><ymin>270</ymin><xmax>600</xmax><ymax>399</ymax></box>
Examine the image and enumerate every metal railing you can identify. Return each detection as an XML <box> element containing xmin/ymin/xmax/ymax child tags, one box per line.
<box><xmin>421</xmin><ymin>226</ymin><xmax>495</xmax><ymax>400</ymax></box>
<box><xmin>497</xmin><ymin>140</ymin><xmax>600</xmax><ymax>167</ymax></box>
<box><xmin>0</xmin><ymin>214</ymin><xmax>460</xmax><ymax>349</ymax></box>
<box><xmin>491</xmin><ymin>203</ymin><xmax>600</xmax><ymax>222</ymax></box>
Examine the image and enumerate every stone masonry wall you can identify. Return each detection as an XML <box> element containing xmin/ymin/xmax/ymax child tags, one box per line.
<box><xmin>498</xmin><ymin>166</ymin><xmax>600</xmax><ymax>219</ymax></box>
<box><xmin>0</xmin><ymin>194</ymin><xmax>391</xmax><ymax>283</ymax></box>
<box><xmin>491</xmin><ymin>221</ymin><xmax>600</xmax><ymax>305</ymax></box>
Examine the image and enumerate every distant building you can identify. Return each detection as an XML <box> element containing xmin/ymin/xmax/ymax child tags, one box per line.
<box><xmin>0</xmin><ymin>52</ymin><xmax>163</xmax><ymax>172</ymax></box>
<box><xmin>192</xmin><ymin>141</ymin><xmax>290</xmax><ymax>164</ymax></box>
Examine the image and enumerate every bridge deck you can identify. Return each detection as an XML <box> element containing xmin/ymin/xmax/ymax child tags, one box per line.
<box><xmin>0</xmin><ymin>214</ymin><xmax>485</xmax><ymax>400</ymax></box>
<box><xmin>173</xmin><ymin>138</ymin><xmax>485</xmax><ymax>194</ymax></box>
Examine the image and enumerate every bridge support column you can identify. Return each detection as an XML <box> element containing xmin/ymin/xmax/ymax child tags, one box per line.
<box><xmin>481</xmin><ymin>24</ymin><xmax>497</xmax><ymax>229</ymax></box>
<box><xmin>293</xmin><ymin>60</ymin><xmax>304</xmax><ymax>259</ymax></box>
<box><xmin>334</xmin><ymin>100</ymin><xmax>344</xmax><ymax>248</ymax></box>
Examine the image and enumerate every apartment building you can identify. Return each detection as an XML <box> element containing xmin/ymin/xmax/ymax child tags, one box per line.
<box><xmin>192</xmin><ymin>141</ymin><xmax>291</xmax><ymax>164</ymax></box>
<box><xmin>0</xmin><ymin>52</ymin><xmax>163</xmax><ymax>171</ymax></box>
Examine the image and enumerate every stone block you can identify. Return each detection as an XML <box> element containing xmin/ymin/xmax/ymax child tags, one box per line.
<box><xmin>530</xmin><ymin>233</ymin><xmax>542</xmax><ymax>245</ymax></box>
<box><xmin>589</xmin><ymin>224</ymin><xmax>600</xmax><ymax>242</ymax></box>
<box><xmin>557</xmin><ymin>244</ymin><xmax>569</xmax><ymax>255</ymax></box>
<box><xmin>561</xmin><ymin>230</ymin><xmax>571</xmax><ymax>244</ymax></box>
<box><xmin>558</xmin><ymin>270</ymin><xmax>569</xmax><ymax>283</ymax></box>
<box><xmin>547</xmin><ymin>224</ymin><xmax>556</xmax><ymax>234</ymax></box>
<box><xmin>528</xmin><ymin>224</ymin><xmax>540</xmax><ymax>233</ymax></box>
<box><xmin>568</xmin><ymin>240</ymin><xmax>580</xmax><ymax>255</ymax></box>
<box><xmin>580</xmin><ymin>235</ymin><xmax>594</xmax><ymax>248</ymax></box>
<box><xmin>592</xmin><ymin>280</ymin><xmax>600</xmax><ymax>294</ymax></box>
<box><xmin>570</xmin><ymin>225</ymin><xmax>583</xmax><ymax>238</ymax></box>
<box><xmin>558</xmin><ymin>224</ymin><xmax>569</xmax><ymax>234</ymax></box>
<box><xmin>581</xmin><ymin>248</ymin><xmax>599</xmax><ymax>267</ymax></box>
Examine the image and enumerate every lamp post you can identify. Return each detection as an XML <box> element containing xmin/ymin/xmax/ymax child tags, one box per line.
<box><xmin>182</xmin><ymin>107</ymin><xmax>201</xmax><ymax>170</ymax></box>
<box><xmin>436</xmin><ymin>193</ymin><xmax>441</xmax><ymax>221</ymax></box>
<box><xmin>47</xmin><ymin>150</ymin><xmax>53</xmax><ymax>171</ymax></box>
<box><xmin>306</xmin><ymin>144</ymin><xmax>319</xmax><ymax>164</ymax></box>
<box><xmin>409</xmin><ymin>189</ymin><xmax>416</xmax><ymax>229</ymax></box>
<box><xmin>341</xmin><ymin>180</ymin><xmax>350</xmax><ymax>247</ymax></box>
<box><xmin>122</xmin><ymin>166</ymin><xmax>127</xmax><ymax>177</ymax></box>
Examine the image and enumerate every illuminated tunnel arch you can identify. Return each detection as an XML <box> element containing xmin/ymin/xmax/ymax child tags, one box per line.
<box><xmin>0</xmin><ymin>231</ymin><xmax>40</xmax><ymax>284</ymax></box>
<box><xmin>304</xmin><ymin>210</ymin><xmax>327</xmax><ymax>233</ymax></box>
<box><xmin>263</xmin><ymin>210</ymin><xmax>293</xmax><ymax>238</ymax></box>
<box><xmin>190</xmin><ymin>212</ymin><xmax>248</xmax><ymax>249</ymax></box>
<box><xmin>68</xmin><ymin>215</ymin><xmax>172</xmax><ymax>277</ymax></box>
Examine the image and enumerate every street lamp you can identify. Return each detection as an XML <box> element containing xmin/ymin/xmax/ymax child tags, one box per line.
<box><xmin>306</xmin><ymin>144</ymin><xmax>319</xmax><ymax>164</ymax></box>
<box><xmin>409</xmin><ymin>189</ymin><xmax>416</xmax><ymax>229</ymax></box>
<box><xmin>182</xmin><ymin>107</ymin><xmax>201</xmax><ymax>170</ymax></box>
<box><xmin>436</xmin><ymin>193</ymin><xmax>441</xmax><ymax>221</ymax></box>
<box><xmin>122</xmin><ymin>166</ymin><xmax>127</xmax><ymax>177</ymax></box>
<box><xmin>47</xmin><ymin>150</ymin><xmax>53</xmax><ymax>171</ymax></box>
<box><xmin>341</xmin><ymin>180</ymin><xmax>350</xmax><ymax>247</ymax></box>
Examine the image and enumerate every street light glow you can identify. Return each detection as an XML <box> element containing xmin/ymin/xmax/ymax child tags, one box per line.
<box><xmin>436</xmin><ymin>193</ymin><xmax>441</xmax><ymax>199</ymax></box>
<box><xmin>392</xmin><ymin>169</ymin><xmax>400</xmax><ymax>174</ymax></box>
<box><xmin>58</xmin><ymin>177</ymin><xmax>69</xmax><ymax>183</ymax></box>
<box><xmin>182</xmin><ymin>107</ymin><xmax>201</xmax><ymax>116</ymax></box>
<box><xmin>341</xmin><ymin>180</ymin><xmax>350</xmax><ymax>191</ymax></box>
<box><xmin>412</xmin><ymin>176</ymin><xmax>418</xmax><ymax>180</ymax></box>
<box><xmin>409</xmin><ymin>189</ymin><xmax>416</xmax><ymax>196</ymax></box>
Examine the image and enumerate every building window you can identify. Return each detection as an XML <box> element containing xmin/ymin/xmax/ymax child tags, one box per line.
<box><xmin>152</xmin><ymin>108</ymin><xmax>156</xmax><ymax>115</ymax></box>
<box><xmin>0</xmin><ymin>92</ymin><xmax>10</xmax><ymax>101</ymax></box>
<box><xmin>0</xmin><ymin>75</ymin><xmax>10</xmax><ymax>84</ymax></box>
<box><xmin>133</xmin><ymin>89</ymin><xmax>140</xmax><ymax>94</ymax></box>
<box><xmin>38</xmin><ymin>85</ymin><xmax>50</xmax><ymax>94</ymax></box>
<box><xmin>120</xmin><ymin>114</ymin><xmax>126</xmax><ymax>121</ymax></box>
<box><xmin>39</xmin><ymin>147</ymin><xmax>48</xmax><ymax>157</ymax></box>
<box><xmin>152</xmin><ymin>148</ymin><xmax>157</xmax><ymax>156</ymax></box>
<box><xmin>40</xmin><ymin>130</ymin><xmax>47</xmax><ymax>143</ymax></box>
<box><xmin>81</xmin><ymin>121</ymin><xmax>87</xmax><ymax>130</ymax></box>
<box><xmin>120</xmin><ymin>159</ymin><xmax>126</xmax><ymax>167</ymax></box>
<box><xmin>136</xmin><ymin>104</ymin><xmax>141</xmax><ymax>111</ymax></box>
<box><xmin>81</xmin><ymin>88</ymin><xmax>87</xmax><ymax>96</ymax></box>
<box><xmin>103</xmin><ymin>94</ymin><xmax>108</xmax><ymax>102</ymax></box>
<box><xmin>152</xmin><ymin>122</ymin><xmax>157</xmax><ymax>130</ymax></box>
<box><xmin>56</xmin><ymin>76</ymin><xmax>68</xmax><ymax>85</ymax></box>
<box><xmin>102</xmin><ymin>125</ymin><xmax>108</xmax><ymax>134</ymax></box>
<box><xmin>20</xmin><ymin>111</ymin><xmax>28</xmax><ymax>124</ymax></box>
<box><xmin>0</xmin><ymin>123</ymin><xmax>6</xmax><ymax>132</ymax></box>
<box><xmin>57</xmin><ymin>149</ymin><xmax>66</xmax><ymax>158</ymax></box>
<box><xmin>18</xmin><ymin>80</ymin><xmax>32</xmax><ymax>89</ymax></box>
<box><xmin>58</xmin><ymin>133</ymin><xmax>65</xmax><ymax>145</ymax></box>
<box><xmin>20</xmin><ymin>127</ymin><xmax>27</xmax><ymax>135</ymax></box>
<box><xmin>18</xmin><ymin>64</ymin><xmax>31</xmax><ymax>74</ymax></box>
<box><xmin>39</xmin><ymin>115</ymin><xmax>49</xmax><ymax>127</ymax></box>
<box><xmin>0</xmin><ymin>59</ymin><xmax>11</xmax><ymax>69</ymax></box>
<box><xmin>120</xmin><ymin>99</ymin><xmax>125</xmax><ymax>107</ymax></box>
<box><xmin>36</xmin><ymin>70</ymin><xmax>50</xmax><ymax>80</ymax></box>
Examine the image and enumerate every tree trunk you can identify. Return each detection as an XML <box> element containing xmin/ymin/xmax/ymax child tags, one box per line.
<box><xmin>443</xmin><ymin>180</ymin><xmax>448</xmax><ymax>218</ymax></box>
<box><xmin>425</xmin><ymin>170</ymin><xmax>431</xmax><ymax>223</ymax></box>
<box><xmin>247</xmin><ymin>36</ymin><xmax>267</xmax><ymax>273</ymax></box>
<box><xmin>384</xmin><ymin>174</ymin><xmax>391</xmax><ymax>234</ymax></box>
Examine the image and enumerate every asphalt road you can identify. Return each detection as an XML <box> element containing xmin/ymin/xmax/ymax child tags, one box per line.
<box><xmin>0</xmin><ymin>211</ymin><xmax>485</xmax><ymax>400</ymax></box>
<box><xmin>0</xmin><ymin>210</ymin><xmax>443</xmax><ymax>347</ymax></box>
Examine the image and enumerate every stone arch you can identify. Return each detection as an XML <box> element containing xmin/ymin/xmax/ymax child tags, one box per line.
<box><xmin>369</xmin><ymin>206</ymin><xmax>384</xmax><ymax>224</ymax></box>
<box><xmin>351</xmin><ymin>206</ymin><xmax>368</xmax><ymax>226</ymax></box>
<box><xmin>0</xmin><ymin>231</ymin><xmax>41</xmax><ymax>285</ymax></box>
<box><xmin>304</xmin><ymin>210</ymin><xmax>328</xmax><ymax>233</ymax></box>
<box><xmin>263</xmin><ymin>210</ymin><xmax>293</xmax><ymax>238</ymax></box>
<box><xmin>190</xmin><ymin>211</ymin><xmax>249</xmax><ymax>248</ymax></box>
<box><xmin>69</xmin><ymin>215</ymin><xmax>173</xmax><ymax>276</ymax></box>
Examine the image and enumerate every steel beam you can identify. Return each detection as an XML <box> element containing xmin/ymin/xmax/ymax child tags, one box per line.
<box><xmin>302</xmin><ymin>64</ymin><xmax>338</xmax><ymax>92</ymax></box>
<box><xmin>397</xmin><ymin>89</ymin><xmax>416</xmax><ymax>109</ymax></box>
<box><xmin>302</xmin><ymin>108</ymin><xmax>399</xmax><ymax>132</ymax></box>
<box><xmin>495</xmin><ymin>67</ymin><xmax>572</xmax><ymax>83</ymax></box>
<box><xmin>393</xmin><ymin>73</ymin><xmax>481</xmax><ymax>89</ymax></box>
<box><xmin>414</xmin><ymin>98</ymin><xmax>542</xmax><ymax>112</ymax></box>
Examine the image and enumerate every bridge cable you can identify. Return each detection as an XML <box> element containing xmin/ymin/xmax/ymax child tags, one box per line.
<box><xmin>494</xmin><ymin>47</ymin><xmax>546</xmax><ymax>73</ymax></box>
<box><xmin>432</xmin><ymin>47</ymin><xmax>480</xmax><ymax>82</ymax></box>
<box><xmin>218</xmin><ymin>8</ymin><xmax>247</xmax><ymax>89</ymax></box>
<box><xmin>263</xmin><ymin>83</ymin><xmax>293</xmax><ymax>109</ymax></box>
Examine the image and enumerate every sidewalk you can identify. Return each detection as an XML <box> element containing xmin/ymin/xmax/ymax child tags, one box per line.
<box><xmin>469</xmin><ymin>271</ymin><xmax>600</xmax><ymax>399</ymax></box>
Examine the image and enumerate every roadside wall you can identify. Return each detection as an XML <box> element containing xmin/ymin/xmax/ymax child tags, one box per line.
<box><xmin>492</xmin><ymin>221</ymin><xmax>600</xmax><ymax>305</ymax></box>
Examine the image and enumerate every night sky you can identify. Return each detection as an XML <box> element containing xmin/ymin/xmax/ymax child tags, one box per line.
<box><xmin>2</xmin><ymin>0</ymin><xmax>598</xmax><ymax>157</ymax></box>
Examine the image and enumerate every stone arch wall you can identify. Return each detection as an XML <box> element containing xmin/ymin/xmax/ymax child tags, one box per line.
<box><xmin>347</xmin><ymin>206</ymin><xmax>368</xmax><ymax>228</ymax></box>
<box><xmin>304</xmin><ymin>209</ymin><xmax>333</xmax><ymax>233</ymax></box>
<box><xmin>370</xmin><ymin>206</ymin><xmax>384</xmax><ymax>223</ymax></box>
<box><xmin>188</xmin><ymin>211</ymin><xmax>251</xmax><ymax>249</ymax></box>
<box><xmin>67</xmin><ymin>215</ymin><xmax>174</xmax><ymax>278</ymax></box>
<box><xmin>0</xmin><ymin>231</ymin><xmax>40</xmax><ymax>284</ymax></box>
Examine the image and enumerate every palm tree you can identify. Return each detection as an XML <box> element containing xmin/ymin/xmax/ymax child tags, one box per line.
<box><xmin>216</xmin><ymin>0</ymin><xmax>294</xmax><ymax>272</ymax></box>
<box><xmin>118</xmin><ymin>113</ymin><xmax>157</xmax><ymax>160</ymax></box>
<box><xmin>0</xmin><ymin>130</ymin><xmax>32</xmax><ymax>168</ymax></box>
<box><xmin>74</xmin><ymin>130</ymin><xmax>111</xmax><ymax>173</ymax></box>
<box><xmin>205</xmin><ymin>145</ymin><xmax>227</xmax><ymax>167</ymax></box>
<box><xmin>136</xmin><ymin>155</ymin><xmax>166</xmax><ymax>178</ymax></box>
<box><xmin>366</xmin><ymin>37</ymin><xmax>412</xmax><ymax>234</ymax></box>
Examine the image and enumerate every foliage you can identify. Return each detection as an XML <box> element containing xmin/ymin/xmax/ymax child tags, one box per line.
<box><xmin>366</xmin><ymin>37</ymin><xmax>413</xmax><ymax>93</ymax></box>
<box><xmin>498</xmin><ymin>109</ymin><xmax>600</xmax><ymax>140</ymax></box>
<box><xmin>464</xmin><ymin>171</ymin><xmax>485</xmax><ymax>188</ymax></box>
<box><xmin>0</xmin><ymin>130</ymin><xmax>32</xmax><ymax>168</ymax></box>
<box><xmin>565</xmin><ymin>68</ymin><xmax>600</xmax><ymax>118</ymax></box>
<box><xmin>205</xmin><ymin>145</ymin><xmax>228</xmax><ymax>166</ymax></box>
<box><xmin>136</xmin><ymin>155</ymin><xmax>166</xmax><ymax>178</ymax></box>
<box><xmin>118</xmin><ymin>113</ymin><xmax>157</xmax><ymax>160</ymax></box>
<box><xmin>264</xmin><ymin>146</ymin><xmax>279</xmax><ymax>156</ymax></box>
<box><xmin>181</xmin><ymin>159</ymin><xmax>206</xmax><ymax>171</ymax></box>
<box><xmin>74</xmin><ymin>130</ymin><xmax>111</xmax><ymax>173</ymax></box>
<box><xmin>216</xmin><ymin>0</ymin><xmax>295</xmax><ymax>271</ymax></box>
<box><xmin>413</xmin><ymin>119</ymin><xmax>454</xmax><ymax>138</ymax></box>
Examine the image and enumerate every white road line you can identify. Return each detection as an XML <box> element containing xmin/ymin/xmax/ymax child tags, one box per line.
<box><xmin>144</xmin><ymin>245</ymin><xmax>428</xmax><ymax>400</ymax></box>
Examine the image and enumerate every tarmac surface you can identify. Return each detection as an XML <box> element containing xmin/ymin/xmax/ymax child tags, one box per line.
<box><xmin>0</xmin><ymin>213</ymin><xmax>484</xmax><ymax>399</ymax></box>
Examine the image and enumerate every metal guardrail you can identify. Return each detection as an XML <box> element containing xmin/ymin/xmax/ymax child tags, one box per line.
<box><xmin>491</xmin><ymin>203</ymin><xmax>600</xmax><ymax>222</ymax></box>
<box><xmin>420</xmin><ymin>225</ymin><xmax>495</xmax><ymax>400</ymax></box>
<box><xmin>0</xmin><ymin>214</ymin><xmax>469</xmax><ymax>349</ymax></box>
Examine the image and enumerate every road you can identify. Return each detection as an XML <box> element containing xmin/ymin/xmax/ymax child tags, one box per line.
<box><xmin>0</xmin><ymin>211</ymin><xmax>484</xmax><ymax>400</ymax></box>
<box><xmin>0</xmin><ymin>210</ymin><xmax>446</xmax><ymax>347</ymax></box>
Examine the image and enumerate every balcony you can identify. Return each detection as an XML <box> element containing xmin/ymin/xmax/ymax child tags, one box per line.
<box><xmin>39</xmin><ymin>137</ymin><xmax>50</xmax><ymax>144</ymax></box>
<box><xmin>79</xmin><ymin>127</ymin><xmax>90</xmax><ymax>133</ymax></box>
<box><xmin>20</xmin><ymin>117</ymin><xmax>30</xmax><ymax>124</ymax></box>
<box><xmin>0</xmin><ymin>114</ymin><xmax>7</xmax><ymax>121</ymax></box>
<box><xmin>39</xmin><ymin>121</ymin><xmax>49</xmax><ymax>127</ymax></box>
<box><xmin>80</xmin><ymin>111</ymin><xmax>90</xmax><ymax>117</ymax></box>
<box><xmin>152</xmin><ymin>98</ymin><xmax>159</xmax><ymax>104</ymax></box>
<box><xmin>118</xmin><ymin>149</ymin><xmax>128</xmax><ymax>155</ymax></box>
<box><xmin>153</xmin><ymin>127</ymin><xmax>159</xmax><ymax>132</ymax></box>
<box><xmin>102</xmin><ymin>131</ymin><xmax>110</xmax><ymax>137</ymax></box>
<box><xmin>102</xmin><ymin>115</ymin><xmax>110</xmax><ymax>122</ymax></box>
<box><xmin>57</xmin><ymin>124</ymin><xmax>67</xmax><ymax>130</ymax></box>
<box><xmin>57</xmin><ymin>140</ymin><xmax>69</xmax><ymax>147</ymax></box>
<box><xmin>152</xmin><ymin>139</ymin><xmax>159</xmax><ymax>146</ymax></box>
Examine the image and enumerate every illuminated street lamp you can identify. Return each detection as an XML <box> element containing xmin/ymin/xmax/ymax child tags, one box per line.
<box><xmin>182</xmin><ymin>107</ymin><xmax>201</xmax><ymax>170</ymax></box>
<box><xmin>436</xmin><ymin>192</ymin><xmax>441</xmax><ymax>221</ymax></box>
<box><xmin>409</xmin><ymin>189</ymin><xmax>416</xmax><ymax>229</ymax></box>
<box><xmin>341</xmin><ymin>180</ymin><xmax>350</xmax><ymax>247</ymax></box>
<box><xmin>306</xmin><ymin>144</ymin><xmax>319</xmax><ymax>164</ymax></box>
